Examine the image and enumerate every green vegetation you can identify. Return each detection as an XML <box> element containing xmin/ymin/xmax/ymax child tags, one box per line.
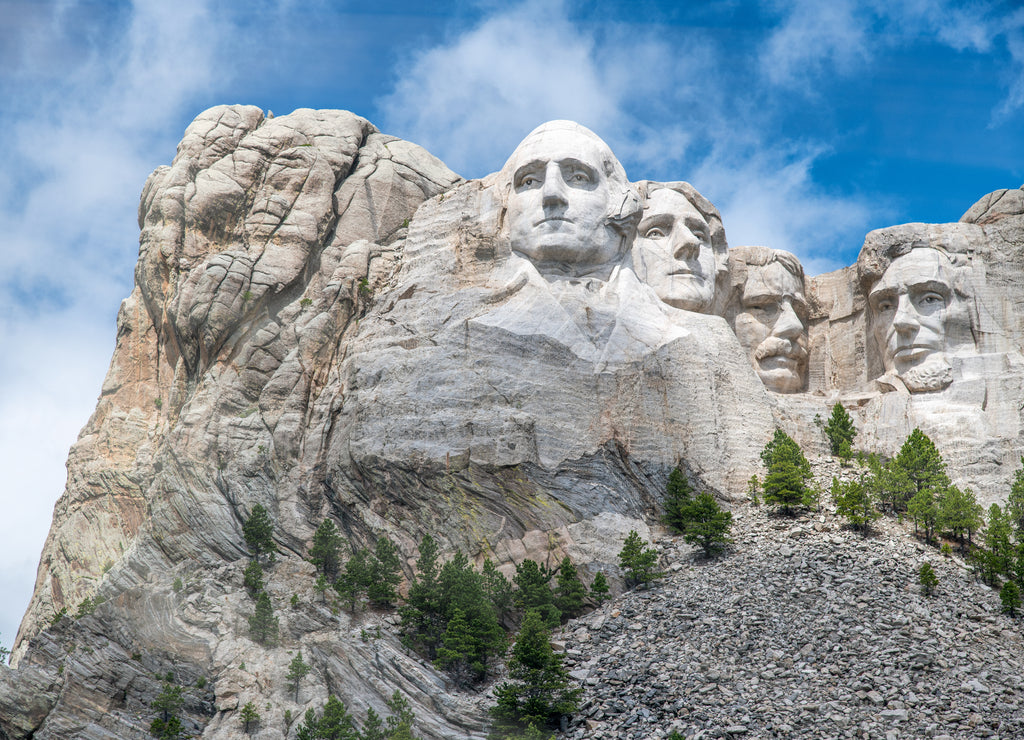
<box><xmin>150</xmin><ymin>681</ymin><xmax>185</xmax><ymax>739</ymax></box>
<box><xmin>490</xmin><ymin>609</ymin><xmax>581</xmax><ymax>737</ymax></box>
<box><xmin>248</xmin><ymin>591</ymin><xmax>279</xmax><ymax>646</ymax></box>
<box><xmin>240</xmin><ymin>701</ymin><xmax>260</xmax><ymax>734</ymax></box>
<box><xmin>832</xmin><ymin>474</ymin><xmax>880</xmax><ymax>533</ymax></box>
<box><xmin>618</xmin><ymin>530</ymin><xmax>663</xmax><ymax>588</ymax></box>
<box><xmin>296</xmin><ymin>692</ymin><xmax>421</xmax><ymax>740</ymax></box>
<box><xmin>242</xmin><ymin>503</ymin><xmax>275</xmax><ymax>562</ymax></box>
<box><xmin>589</xmin><ymin>571</ymin><xmax>609</xmax><ymax>604</ymax></box>
<box><xmin>286</xmin><ymin>651</ymin><xmax>311</xmax><ymax>702</ymax></box>
<box><xmin>761</xmin><ymin>429</ymin><xmax>812</xmax><ymax>515</ymax></box>
<box><xmin>514</xmin><ymin>559</ymin><xmax>560</xmax><ymax>628</ymax></box>
<box><xmin>1001</xmin><ymin>580</ymin><xmax>1021</xmax><ymax>617</ymax></box>
<box><xmin>823</xmin><ymin>402</ymin><xmax>857</xmax><ymax>462</ymax></box>
<box><xmin>310</xmin><ymin>518</ymin><xmax>343</xmax><ymax>580</ymax></box>
<box><xmin>918</xmin><ymin>562</ymin><xmax>938</xmax><ymax>596</ymax></box>
<box><xmin>367</xmin><ymin>536</ymin><xmax>403</xmax><ymax>608</ymax></box>
<box><xmin>243</xmin><ymin>560</ymin><xmax>264</xmax><ymax>597</ymax></box>
<box><xmin>553</xmin><ymin>556</ymin><xmax>587</xmax><ymax>619</ymax></box>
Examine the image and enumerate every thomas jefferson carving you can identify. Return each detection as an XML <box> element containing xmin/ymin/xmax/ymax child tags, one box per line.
<box><xmin>632</xmin><ymin>182</ymin><xmax>729</xmax><ymax>313</ymax></box>
<box><xmin>726</xmin><ymin>246</ymin><xmax>808</xmax><ymax>393</ymax></box>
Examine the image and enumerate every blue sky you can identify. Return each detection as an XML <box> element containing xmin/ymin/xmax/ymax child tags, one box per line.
<box><xmin>1</xmin><ymin>0</ymin><xmax>1023</xmax><ymax>655</ymax></box>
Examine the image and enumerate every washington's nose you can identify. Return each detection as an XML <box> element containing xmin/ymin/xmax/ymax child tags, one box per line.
<box><xmin>541</xmin><ymin>162</ymin><xmax>568</xmax><ymax>206</ymax></box>
<box><xmin>672</xmin><ymin>230</ymin><xmax>701</xmax><ymax>260</ymax></box>
<box><xmin>892</xmin><ymin>295</ymin><xmax>918</xmax><ymax>333</ymax></box>
<box><xmin>772</xmin><ymin>300</ymin><xmax>803</xmax><ymax>340</ymax></box>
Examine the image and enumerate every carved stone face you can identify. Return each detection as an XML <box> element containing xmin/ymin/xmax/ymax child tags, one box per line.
<box><xmin>734</xmin><ymin>261</ymin><xmax>808</xmax><ymax>393</ymax></box>
<box><xmin>868</xmin><ymin>248</ymin><xmax>962</xmax><ymax>392</ymax></box>
<box><xmin>506</xmin><ymin>127</ymin><xmax>622</xmax><ymax>268</ymax></box>
<box><xmin>633</xmin><ymin>188</ymin><xmax>717</xmax><ymax>313</ymax></box>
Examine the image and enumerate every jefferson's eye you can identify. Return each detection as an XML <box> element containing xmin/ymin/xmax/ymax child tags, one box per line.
<box><xmin>643</xmin><ymin>227</ymin><xmax>667</xmax><ymax>239</ymax></box>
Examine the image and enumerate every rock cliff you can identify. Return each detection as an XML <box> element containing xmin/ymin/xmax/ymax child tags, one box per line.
<box><xmin>3</xmin><ymin>106</ymin><xmax>1024</xmax><ymax>739</ymax></box>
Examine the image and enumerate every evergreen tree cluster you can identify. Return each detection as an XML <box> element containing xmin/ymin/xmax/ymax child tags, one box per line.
<box><xmin>760</xmin><ymin>429</ymin><xmax>814</xmax><ymax>514</ymax></box>
<box><xmin>295</xmin><ymin>691</ymin><xmax>421</xmax><ymax>740</ymax></box>
<box><xmin>242</xmin><ymin>505</ymin><xmax>280</xmax><ymax>646</ymax></box>
<box><xmin>399</xmin><ymin>535</ymin><xmax>604</xmax><ymax>688</ymax></box>
<box><xmin>662</xmin><ymin>468</ymin><xmax>733</xmax><ymax>558</ymax></box>
<box><xmin>308</xmin><ymin>519</ymin><xmax>405</xmax><ymax>613</ymax></box>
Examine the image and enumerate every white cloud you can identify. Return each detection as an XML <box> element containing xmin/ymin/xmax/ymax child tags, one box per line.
<box><xmin>0</xmin><ymin>0</ymin><xmax>222</xmax><ymax>654</ymax></box>
<box><xmin>759</xmin><ymin>0</ymin><xmax>872</xmax><ymax>90</ymax></box>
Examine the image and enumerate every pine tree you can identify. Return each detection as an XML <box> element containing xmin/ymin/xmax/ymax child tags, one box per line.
<box><xmin>242</xmin><ymin>503</ymin><xmax>275</xmax><ymax>562</ymax></box>
<box><xmin>985</xmin><ymin>504</ymin><xmax>1014</xmax><ymax>579</ymax></box>
<box><xmin>150</xmin><ymin>681</ymin><xmax>185</xmax><ymax>739</ymax></box>
<box><xmin>367</xmin><ymin>536</ymin><xmax>403</xmax><ymax>608</ymax></box>
<box><xmin>384</xmin><ymin>691</ymin><xmax>418</xmax><ymax>740</ymax></box>
<box><xmin>243</xmin><ymin>560</ymin><xmax>264</xmax><ymax>598</ymax></box>
<box><xmin>295</xmin><ymin>696</ymin><xmax>360</xmax><ymax>740</ymax></box>
<box><xmin>361</xmin><ymin>708</ymin><xmax>386</xmax><ymax>740</ymax></box>
<box><xmin>0</xmin><ymin>634</ymin><xmax>9</xmax><ymax>665</ymax></box>
<box><xmin>248</xmin><ymin>591</ymin><xmax>279</xmax><ymax>646</ymax></box>
<box><xmin>240</xmin><ymin>701</ymin><xmax>260</xmax><ymax>734</ymax></box>
<box><xmin>908</xmin><ymin>485</ymin><xmax>939</xmax><ymax>544</ymax></box>
<box><xmin>890</xmin><ymin>429</ymin><xmax>950</xmax><ymax>511</ymax></box>
<box><xmin>681</xmin><ymin>492</ymin><xmax>733</xmax><ymax>558</ymax></box>
<box><xmin>824</xmin><ymin>402</ymin><xmax>857</xmax><ymax>461</ymax></box>
<box><xmin>1001</xmin><ymin>580</ymin><xmax>1021</xmax><ymax>617</ymax></box>
<box><xmin>492</xmin><ymin>609</ymin><xmax>581</xmax><ymax>736</ymax></box>
<box><xmin>918</xmin><ymin>561</ymin><xmax>938</xmax><ymax>596</ymax></box>
<box><xmin>554</xmin><ymin>556</ymin><xmax>587</xmax><ymax>619</ymax></box>
<box><xmin>589</xmin><ymin>572</ymin><xmax>610</xmax><ymax>604</ymax></box>
<box><xmin>436</xmin><ymin>551</ymin><xmax>506</xmax><ymax>683</ymax></box>
<box><xmin>435</xmin><ymin>606</ymin><xmax>479</xmax><ymax>688</ymax></box>
<box><xmin>618</xmin><ymin>530</ymin><xmax>662</xmax><ymax>588</ymax></box>
<box><xmin>335</xmin><ymin>547</ymin><xmax>370</xmax><ymax>612</ymax></box>
<box><xmin>832</xmin><ymin>475</ymin><xmax>880</xmax><ymax>533</ymax></box>
<box><xmin>662</xmin><ymin>467</ymin><xmax>694</xmax><ymax>533</ymax></box>
<box><xmin>310</xmin><ymin>519</ymin><xmax>343</xmax><ymax>580</ymax></box>
<box><xmin>746</xmin><ymin>475</ymin><xmax>761</xmax><ymax>506</ymax></box>
<box><xmin>1008</xmin><ymin>457</ymin><xmax>1024</xmax><ymax>541</ymax></box>
<box><xmin>514</xmin><ymin>559</ymin><xmax>560</xmax><ymax>628</ymax></box>
<box><xmin>401</xmin><ymin>535</ymin><xmax>444</xmax><ymax>658</ymax></box>
<box><xmin>286</xmin><ymin>651</ymin><xmax>311</xmax><ymax>702</ymax></box>
<box><xmin>761</xmin><ymin>429</ymin><xmax>812</xmax><ymax>515</ymax></box>
<box><xmin>938</xmin><ymin>485</ymin><xmax>983</xmax><ymax>551</ymax></box>
<box><xmin>482</xmin><ymin>558</ymin><xmax>516</xmax><ymax>624</ymax></box>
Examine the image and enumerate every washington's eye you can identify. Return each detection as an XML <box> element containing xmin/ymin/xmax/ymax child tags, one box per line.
<box><xmin>643</xmin><ymin>227</ymin><xmax>667</xmax><ymax>239</ymax></box>
<box><xmin>518</xmin><ymin>175</ymin><xmax>540</xmax><ymax>188</ymax></box>
<box><xmin>569</xmin><ymin>171</ymin><xmax>591</xmax><ymax>184</ymax></box>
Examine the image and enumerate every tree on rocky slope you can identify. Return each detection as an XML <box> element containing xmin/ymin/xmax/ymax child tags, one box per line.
<box><xmin>1008</xmin><ymin>457</ymin><xmax>1024</xmax><ymax>541</ymax></box>
<box><xmin>918</xmin><ymin>562</ymin><xmax>938</xmax><ymax>596</ymax></box>
<box><xmin>149</xmin><ymin>681</ymin><xmax>185</xmax><ymax>739</ymax></box>
<box><xmin>242</xmin><ymin>503</ymin><xmax>275</xmax><ymax>562</ymax></box>
<box><xmin>662</xmin><ymin>467</ymin><xmax>695</xmax><ymax>531</ymax></box>
<box><xmin>761</xmin><ymin>429</ymin><xmax>812</xmax><ymax>515</ymax></box>
<box><xmin>937</xmin><ymin>485</ymin><xmax>983</xmax><ymax>552</ymax></box>
<box><xmin>286</xmin><ymin>651</ymin><xmax>311</xmax><ymax>702</ymax></box>
<box><xmin>239</xmin><ymin>701</ymin><xmax>260</xmax><ymax>734</ymax></box>
<box><xmin>680</xmin><ymin>492</ymin><xmax>733</xmax><ymax>558</ymax></box>
<box><xmin>824</xmin><ymin>402</ymin><xmax>857</xmax><ymax>462</ymax></box>
<box><xmin>367</xmin><ymin>536</ymin><xmax>403</xmax><ymax>608</ymax></box>
<box><xmin>491</xmin><ymin>609</ymin><xmax>581</xmax><ymax>737</ymax></box>
<box><xmin>589</xmin><ymin>571</ymin><xmax>609</xmax><ymax>603</ymax></box>
<box><xmin>890</xmin><ymin>429</ymin><xmax>950</xmax><ymax>511</ymax></box>
<box><xmin>310</xmin><ymin>518</ymin><xmax>343</xmax><ymax>580</ymax></box>
<box><xmin>618</xmin><ymin>530</ymin><xmax>663</xmax><ymax>588</ymax></box>
<box><xmin>248</xmin><ymin>591</ymin><xmax>279</xmax><ymax>646</ymax></box>
<box><xmin>831</xmin><ymin>475</ymin><xmax>880</xmax><ymax>533</ymax></box>
<box><xmin>1001</xmin><ymin>580</ymin><xmax>1021</xmax><ymax>617</ymax></box>
<box><xmin>554</xmin><ymin>556</ymin><xmax>587</xmax><ymax>620</ymax></box>
<box><xmin>514</xmin><ymin>559</ymin><xmax>560</xmax><ymax>628</ymax></box>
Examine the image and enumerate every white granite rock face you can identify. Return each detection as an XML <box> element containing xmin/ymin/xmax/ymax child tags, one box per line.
<box><xmin>5</xmin><ymin>108</ymin><xmax>1024</xmax><ymax>740</ymax></box>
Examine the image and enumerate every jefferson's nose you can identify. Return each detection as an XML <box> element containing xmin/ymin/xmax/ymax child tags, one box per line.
<box><xmin>541</xmin><ymin>162</ymin><xmax>568</xmax><ymax>206</ymax></box>
<box><xmin>671</xmin><ymin>229</ymin><xmax>701</xmax><ymax>260</ymax></box>
<box><xmin>772</xmin><ymin>299</ymin><xmax>803</xmax><ymax>340</ymax></box>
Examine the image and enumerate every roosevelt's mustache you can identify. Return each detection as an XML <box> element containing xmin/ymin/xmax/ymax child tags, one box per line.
<box><xmin>755</xmin><ymin>336</ymin><xmax>808</xmax><ymax>362</ymax></box>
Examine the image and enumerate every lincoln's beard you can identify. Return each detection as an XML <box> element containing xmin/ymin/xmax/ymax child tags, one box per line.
<box><xmin>898</xmin><ymin>354</ymin><xmax>953</xmax><ymax>393</ymax></box>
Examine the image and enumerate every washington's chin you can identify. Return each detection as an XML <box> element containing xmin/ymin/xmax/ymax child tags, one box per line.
<box><xmin>756</xmin><ymin>358</ymin><xmax>805</xmax><ymax>393</ymax></box>
<box><xmin>513</xmin><ymin>232</ymin><xmax>620</xmax><ymax>267</ymax></box>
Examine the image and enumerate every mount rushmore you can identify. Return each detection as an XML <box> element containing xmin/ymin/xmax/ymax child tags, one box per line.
<box><xmin>5</xmin><ymin>105</ymin><xmax>1024</xmax><ymax>739</ymax></box>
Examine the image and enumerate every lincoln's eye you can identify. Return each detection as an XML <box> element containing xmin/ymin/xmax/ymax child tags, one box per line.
<box><xmin>875</xmin><ymin>298</ymin><xmax>895</xmax><ymax>313</ymax></box>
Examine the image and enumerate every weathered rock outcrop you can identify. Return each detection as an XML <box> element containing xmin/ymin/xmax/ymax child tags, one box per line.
<box><xmin>4</xmin><ymin>104</ymin><xmax>1024</xmax><ymax>740</ymax></box>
